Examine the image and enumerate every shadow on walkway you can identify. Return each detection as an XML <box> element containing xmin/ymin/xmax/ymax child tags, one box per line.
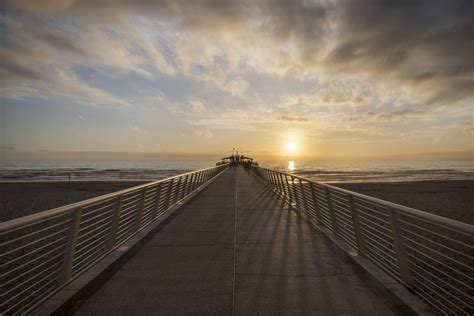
<box><xmin>75</xmin><ymin>166</ymin><xmax>401</xmax><ymax>315</ymax></box>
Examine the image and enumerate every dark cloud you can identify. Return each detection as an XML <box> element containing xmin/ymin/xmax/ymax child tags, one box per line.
<box><xmin>0</xmin><ymin>145</ymin><xmax>15</xmax><ymax>150</ymax></box>
<box><xmin>377</xmin><ymin>109</ymin><xmax>426</xmax><ymax>120</ymax></box>
<box><xmin>0</xmin><ymin>52</ymin><xmax>52</xmax><ymax>82</ymax></box>
<box><xmin>345</xmin><ymin>109</ymin><xmax>428</xmax><ymax>122</ymax></box>
<box><xmin>3</xmin><ymin>0</ymin><xmax>474</xmax><ymax>104</ymax></box>
<box><xmin>326</xmin><ymin>0</ymin><xmax>474</xmax><ymax>104</ymax></box>
<box><xmin>37</xmin><ymin>32</ymin><xmax>90</xmax><ymax>58</ymax></box>
<box><xmin>322</xmin><ymin>94</ymin><xmax>364</xmax><ymax>105</ymax></box>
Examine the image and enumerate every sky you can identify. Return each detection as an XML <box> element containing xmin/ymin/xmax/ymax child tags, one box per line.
<box><xmin>1</xmin><ymin>0</ymin><xmax>473</xmax><ymax>160</ymax></box>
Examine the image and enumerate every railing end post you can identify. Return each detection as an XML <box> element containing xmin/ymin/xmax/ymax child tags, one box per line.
<box><xmin>388</xmin><ymin>208</ymin><xmax>413</xmax><ymax>288</ymax></box>
<box><xmin>58</xmin><ymin>207</ymin><xmax>82</xmax><ymax>285</ymax></box>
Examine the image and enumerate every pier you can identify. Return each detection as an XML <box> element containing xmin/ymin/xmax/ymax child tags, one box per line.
<box><xmin>1</xmin><ymin>164</ymin><xmax>473</xmax><ymax>315</ymax></box>
<box><xmin>75</xmin><ymin>166</ymin><xmax>397</xmax><ymax>314</ymax></box>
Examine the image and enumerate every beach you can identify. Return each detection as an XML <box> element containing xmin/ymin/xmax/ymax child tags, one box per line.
<box><xmin>1</xmin><ymin>179</ymin><xmax>472</xmax><ymax>224</ymax></box>
<box><xmin>0</xmin><ymin>181</ymin><xmax>148</xmax><ymax>222</ymax></box>
<box><xmin>336</xmin><ymin>180</ymin><xmax>473</xmax><ymax>224</ymax></box>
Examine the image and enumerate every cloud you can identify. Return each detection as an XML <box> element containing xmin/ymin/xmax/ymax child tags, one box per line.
<box><xmin>130</xmin><ymin>125</ymin><xmax>149</xmax><ymax>135</ymax></box>
<box><xmin>278</xmin><ymin>115</ymin><xmax>308</xmax><ymax>122</ymax></box>
<box><xmin>0</xmin><ymin>145</ymin><xmax>15</xmax><ymax>150</ymax></box>
<box><xmin>37</xmin><ymin>31</ymin><xmax>90</xmax><ymax>58</ymax></box>
<box><xmin>344</xmin><ymin>109</ymin><xmax>430</xmax><ymax>123</ymax></box>
<box><xmin>312</xmin><ymin>128</ymin><xmax>398</xmax><ymax>143</ymax></box>
<box><xmin>462</xmin><ymin>122</ymin><xmax>474</xmax><ymax>136</ymax></box>
<box><xmin>189</xmin><ymin>100</ymin><xmax>206</xmax><ymax>113</ymax></box>
<box><xmin>325</xmin><ymin>0</ymin><xmax>474</xmax><ymax>104</ymax></box>
<box><xmin>224</xmin><ymin>79</ymin><xmax>248</xmax><ymax>96</ymax></box>
<box><xmin>5</xmin><ymin>0</ymin><xmax>473</xmax><ymax>106</ymax></box>
<box><xmin>193</xmin><ymin>129</ymin><xmax>213</xmax><ymax>138</ymax></box>
<box><xmin>2</xmin><ymin>0</ymin><xmax>473</xmax><ymax>130</ymax></box>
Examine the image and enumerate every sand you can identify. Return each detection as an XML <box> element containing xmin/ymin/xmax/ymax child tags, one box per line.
<box><xmin>0</xmin><ymin>181</ymin><xmax>149</xmax><ymax>222</ymax></box>
<box><xmin>335</xmin><ymin>180</ymin><xmax>473</xmax><ymax>224</ymax></box>
<box><xmin>1</xmin><ymin>180</ymin><xmax>472</xmax><ymax>224</ymax></box>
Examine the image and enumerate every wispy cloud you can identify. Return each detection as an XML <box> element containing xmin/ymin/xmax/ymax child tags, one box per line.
<box><xmin>344</xmin><ymin>109</ymin><xmax>431</xmax><ymax>123</ymax></box>
<box><xmin>189</xmin><ymin>100</ymin><xmax>206</xmax><ymax>113</ymax></box>
<box><xmin>130</xmin><ymin>125</ymin><xmax>149</xmax><ymax>135</ymax></box>
<box><xmin>4</xmin><ymin>0</ymin><xmax>473</xmax><ymax>104</ymax></box>
<box><xmin>2</xmin><ymin>1</ymin><xmax>473</xmax><ymax>156</ymax></box>
<box><xmin>193</xmin><ymin>129</ymin><xmax>213</xmax><ymax>138</ymax></box>
<box><xmin>278</xmin><ymin>115</ymin><xmax>309</xmax><ymax>123</ymax></box>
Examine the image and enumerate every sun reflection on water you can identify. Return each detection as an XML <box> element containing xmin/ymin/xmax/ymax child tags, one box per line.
<box><xmin>288</xmin><ymin>160</ymin><xmax>295</xmax><ymax>171</ymax></box>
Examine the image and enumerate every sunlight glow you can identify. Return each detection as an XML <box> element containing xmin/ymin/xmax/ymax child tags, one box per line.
<box><xmin>288</xmin><ymin>160</ymin><xmax>295</xmax><ymax>171</ymax></box>
<box><xmin>287</xmin><ymin>142</ymin><xmax>297</xmax><ymax>153</ymax></box>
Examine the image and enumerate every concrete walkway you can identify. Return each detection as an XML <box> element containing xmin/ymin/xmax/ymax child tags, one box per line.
<box><xmin>76</xmin><ymin>167</ymin><xmax>400</xmax><ymax>315</ymax></box>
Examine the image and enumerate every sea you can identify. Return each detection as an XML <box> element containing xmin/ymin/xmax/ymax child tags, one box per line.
<box><xmin>1</xmin><ymin>160</ymin><xmax>473</xmax><ymax>183</ymax></box>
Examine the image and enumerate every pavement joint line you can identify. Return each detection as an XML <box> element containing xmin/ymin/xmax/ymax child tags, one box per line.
<box><xmin>231</xmin><ymin>167</ymin><xmax>238</xmax><ymax>316</ymax></box>
<box><xmin>235</xmin><ymin>272</ymin><xmax>358</xmax><ymax>278</ymax></box>
<box><xmin>296</xmin><ymin>209</ymin><xmax>434</xmax><ymax>315</ymax></box>
<box><xmin>34</xmin><ymin>171</ymin><xmax>226</xmax><ymax>315</ymax></box>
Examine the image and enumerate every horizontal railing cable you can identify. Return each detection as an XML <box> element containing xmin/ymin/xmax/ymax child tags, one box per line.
<box><xmin>0</xmin><ymin>164</ymin><xmax>228</xmax><ymax>315</ymax></box>
<box><xmin>250</xmin><ymin>166</ymin><xmax>474</xmax><ymax>315</ymax></box>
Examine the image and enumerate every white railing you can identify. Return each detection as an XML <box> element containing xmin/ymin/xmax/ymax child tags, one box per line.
<box><xmin>0</xmin><ymin>164</ymin><xmax>228</xmax><ymax>315</ymax></box>
<box><xmin>252</xmin><ymin>166</ymin><xmax>474</xmax><ymax>315</ymax></box>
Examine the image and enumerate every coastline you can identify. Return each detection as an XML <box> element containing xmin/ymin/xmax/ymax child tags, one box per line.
<box><xmin>1</xmin><ymin>179</ymin><xmax>473</xmax><ymax>224</ymax></box>
<box><xmin>335</xmin><ymin>180</ymin><xmax>473</xmax><ymax>224</ymax></box>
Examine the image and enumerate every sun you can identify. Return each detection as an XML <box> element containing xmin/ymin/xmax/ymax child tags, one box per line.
<box><xmin>286</xmin><ymin>142</ymin><xmax>297</xmax><ymax>153</ymax></box>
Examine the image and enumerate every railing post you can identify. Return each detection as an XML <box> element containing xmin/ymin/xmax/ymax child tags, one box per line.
<box><xmin>163</xmin><ymin>179</ymin><xmax>174</xmax><ymax>210</ymax></box>
<box><xmin>188</xmin><ymin>173</ymin><xmax>195</xmax><ymax>195</ymax></box>
<box><xmin>285</xmin><ymin>174</ymin><xmax>293</xmax><ymax>204</ymax></box>
<box><xmin>174</xmin><ymin>176</ymin><xmax>182</xmax><ymax>204</ymax></box>
<box><xmin>388</xmin><ymin>208</ymin><xmax>413</xmax><ymax>287</ymax></box>
<box><xmin>348</xmin><ymin>194</ymin><xmax>366</xmax><ymax>254</ymax></box>
<box><xmin>199</xmin><ymin>171</ymin><xmax>204</xmax><ymax>185</ymax></box>
<box><xmin>272</xmin><ymin>171</ymin><xmax>278</xmax><ymax>192</ymax></box>
<box><xmin>265</xmin><ymin>170</ymin><xmax>271</xmax><ymax>186</ymax></box>
<box><xmin>193</xmin><ymin>171</ymin><xmax>199</xmax><ymax>190</ymax></box>
<box><xmin>59</xmin><ymin>207</ymin><xmax>82</xmax><ymax>284</ymax></box>
<box><xmin>277</xmin><ymin>172</ymin><xmax>284</xmax><ymax>194</ymax></box>
<box><xmin>291</xmin><ymin>176</ymin><xmax>299</xmax><ymax>208</ymax></box>
<box><xmin>309</xmin><ymin>182</ymin><xmax>322</xmax><ymax>224</ymax></box>
<box><xmin>108</xmin><ymin>194</ymin><xmax>123</xmax><ymax>250</ymax></box>
<box><xmin>135</xmin><ymin>188</ymin><xmax>147</xmax><ymax>230</ymax></box>
<box><xmin>272</xmin><ymin>171</ymin><xmax>278</xmax><ymax>189</ymax></box>
<box><xmin>280</xmin><ymin>173</ymin><xmax>287</xmax><ymax>196</ymax></box>
<box><xmin>152</xmin><ymin>183</ymin><xmax>163</xmax><ymax>219</ymax></box>
<box><xmin>202</xmin><ymin>170</ymin><xmax>207</xmax><ymax>184</ymax></box>
<box><xmin>197</xmin><ymin>171</ymin><xmax>203</xmax><ymax>189</ymax></box>
<box><xmin>325</xmin><ymin>187</ymin><xmax>339</xmax><ymax>235</ymax></box>
<box><xmin>180</xmin><ymin>175</ymin><xmax>188</xmax><ymax>199</ymax></box>
<box><xmin>299</xmin><ymin>179</ymin><xmax>309</xmax><ymax>212</ymax></box>
<box><xmin>267</xmin><ymin>170</ymin><xmax>273</xmax><ymax>187</ymax></box>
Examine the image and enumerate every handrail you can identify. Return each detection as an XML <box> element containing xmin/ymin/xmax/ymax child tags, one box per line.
<box><xmin>0</xmin><ymin>166</ymin><xmax>223</xmax><ymax>233</ymax></box>
<box><xmin>0</xmin><ymin>164</ymin><xmax>228</xmax><ymax>315</ymax></box>
<box><xmin>257</xmin><ymin>166</ymin><xmax>473</xmax><ymax>235</ymax></box>
<box><xmin>251</xmin><ymin>165</ymin><xmax>474</xmax><ymax>315</ymax></box>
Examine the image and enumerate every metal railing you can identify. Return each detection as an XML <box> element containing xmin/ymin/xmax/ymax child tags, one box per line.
<box><xmin>252</xmin><ymin>166</ymin><xmax>474</xmax><ymax>315</ymax></box>
<box><xmin>0</xmin><ymin>164</ymin><xmax>228</xmax><ymax>315</ymax></box>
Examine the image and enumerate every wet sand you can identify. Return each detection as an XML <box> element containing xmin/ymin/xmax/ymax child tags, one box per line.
<box><xmin>1</xmin><ymin>180</ymin><xmax>473</xmax><ymax>224</ymax></box>
<box><xmin>335</xmin><ymin>180</ymin><xmax>473</xmax><ymax>224</ymax></box>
